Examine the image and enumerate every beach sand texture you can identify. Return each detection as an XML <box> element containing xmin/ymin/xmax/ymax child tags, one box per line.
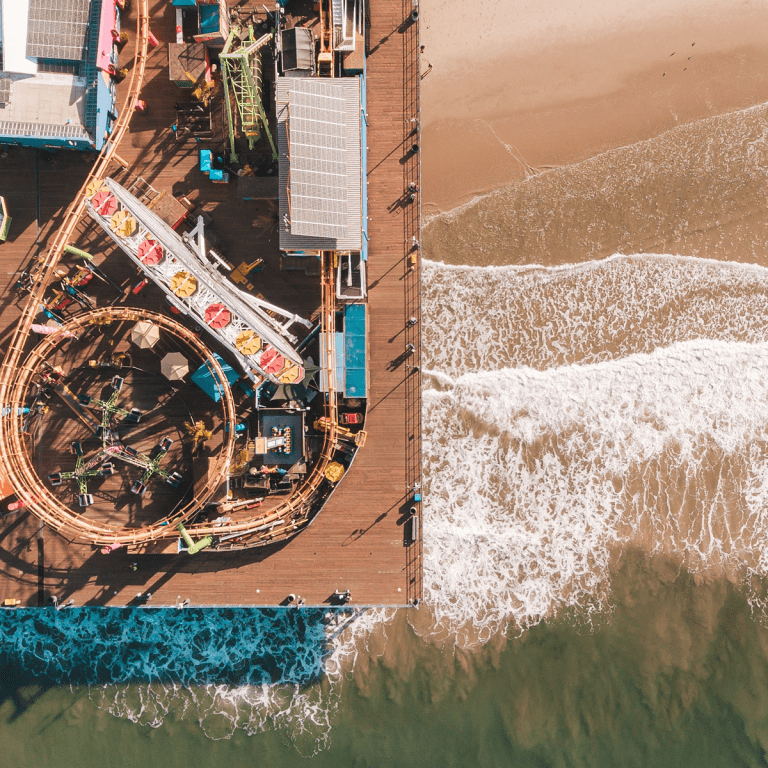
<box><xmin>421</xmin><ymin>0</ymin><xmax>768</xmax><ymax>212</ymax></box>
<box><xmin>418</xmin><ymin>0</ymin><xmax>768</xmax><ymax>645</ymax></box>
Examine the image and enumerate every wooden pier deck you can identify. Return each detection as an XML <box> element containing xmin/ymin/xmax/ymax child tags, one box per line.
<box><xmin>0</xmin><ymin>0</ymin><xmax>422</xmax><ymax>607</ymax></box>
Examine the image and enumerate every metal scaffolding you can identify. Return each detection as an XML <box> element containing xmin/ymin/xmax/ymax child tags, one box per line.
<box><xmin>220</xmin><ymin>29</ymin><xmax>277</xmax><ymax>163</ymax></box>
<box><xmin>86</xmin><ymin>179</ymin><xmax>310</xmax><ymax>385</ymax></box>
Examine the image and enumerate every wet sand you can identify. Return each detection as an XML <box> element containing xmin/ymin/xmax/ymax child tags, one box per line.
<box><xmin>422</xmin><ymin>101</ymin><xmax>768</xmax><ymax>268</ymax></box>
<box><xmin>420</xmin><ymin>0</ymin><xmax>768</xmax><ymax>213</ymax></box>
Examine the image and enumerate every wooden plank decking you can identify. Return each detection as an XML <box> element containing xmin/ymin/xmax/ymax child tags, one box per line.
<box><xmin>0</xmin><ymin>0</ymin><xmax>422</xmax><ymax>607</ymax></box>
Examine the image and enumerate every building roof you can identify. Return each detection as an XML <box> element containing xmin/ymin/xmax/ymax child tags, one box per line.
<box><xmin>0</xmin><ymin>0</ymin><xmax>116</xmax><ymax>149</ymax></box>
<box><xmin>278</xmin><ymin>76</ymin><xmax>362</xmax><ymax>252</ymax></box>
<box><xmin>26</xmin><ymin>0</ymin><xmax>91</xmax><ymax>61</ymax></box>
<box><xmin>287</xmin><ymin>79</ymin><xmax>349</xmax><ymax>239</ymax></box>
<box><xmin>0</xmin><ymin>75</ymin><xmax>12</xmax><ymax>105</ymax></box>
<box><xmin>281</xmin><ymin>27</ymin><xmax>314</xmax><ymax>72</ymax></box>
<box><xmin>0</xmin><ymin>75</ymin><xmax>88</xmax><ymax>133</ymax></box>
<box><xmin>191</xmin><ymin>354</ymin><xmax>240</xmax><ymax>403</ymax></box>
<box><xmin>1</xmin><ymin>0</ymin><xmax>38</xmax><ymax>74</ymax></box>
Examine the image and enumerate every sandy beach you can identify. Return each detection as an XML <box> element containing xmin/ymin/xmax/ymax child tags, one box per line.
<box><xmin>420</xmin><ymin>0</ymin><xmax>768</xmax><ymax>213</ymax></box>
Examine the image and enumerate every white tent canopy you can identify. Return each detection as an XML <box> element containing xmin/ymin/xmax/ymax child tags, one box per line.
<box><xmin>161</xmin><ymin>352</ymin><xmax>189</xmax><ymax>381</ymax></box>
<box><xmin>131</xmin><ymin>320</ymin><xmax>160</xmax><ymax>349</ymax></box>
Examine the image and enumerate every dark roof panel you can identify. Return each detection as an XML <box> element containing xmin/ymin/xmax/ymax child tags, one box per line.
<box><xmin>26</xmin><ymin>0</ymin><xmax>91</xmax><ymax>62</ymax></box>
<box><xmin>0</xmin><ymin>75</ymin><xmax>12</xmax><ymax>105</ymax></box>
<box><xmin>281</xmin><ymin>27</ymin><xmax>314</xmax><ymax>73</ymax></box>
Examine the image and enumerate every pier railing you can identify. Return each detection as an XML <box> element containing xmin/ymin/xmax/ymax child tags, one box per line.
<box><xmin>401</xmin><ymin>0</ymin><xmax>423</xmax><ymax>605</ymax></box>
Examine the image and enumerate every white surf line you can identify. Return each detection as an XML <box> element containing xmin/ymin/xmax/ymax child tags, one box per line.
<box><xmin>422</xmin><ymin>251</ymin><xmax>768</xmax><ymax>277</ymax></box>
<box><xmin>423</xmin><ymin>98</ymin><xmax>768</xmax><ymax>227</ymax></box>
<box><xmin>421</xmin><ymin>339</ymin><xmax>768</xmax><ymax>643</ymax></box>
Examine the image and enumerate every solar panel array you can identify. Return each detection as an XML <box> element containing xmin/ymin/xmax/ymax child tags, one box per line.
<box><xmin>287</xmin><ymin>80</ymin><xmax>348</xmax><ymax>239</ymax></box>
<box><xmin>26</xmin><ymin>0</ymin><xmax>91</xmax><ymax>62</ymax></box>
<box><xmin>0</xmin><ymin>75</ymin><xmax>11</xmax><ymax>105</ymax></box>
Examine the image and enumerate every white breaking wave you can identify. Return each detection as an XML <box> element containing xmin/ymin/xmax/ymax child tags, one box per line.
<box><xmin>423</xmin><ymin>254</ymin><xmax>768</xmax><ymax>376</ymax></box>
<box><xmin>423</xmin><ymin>339</ymin><xmax>768</xmax><ymax>643</ymax></box>
<box><xmin>97</xmin><ymin>252</ymin><xmax>768</xmax><ymax>738</ymax></box>
<box><xmin>89</xmin><ymin>607</ymin><xmax>392</xmax><ymax>752</ymax></box>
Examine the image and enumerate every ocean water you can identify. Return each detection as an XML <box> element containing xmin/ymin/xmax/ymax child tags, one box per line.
<box><xmin>424</xmin><ymin>101</ymin><xmax>768</xmax><ymax>269</ymax></box>
<box><xmin>7</xmin><ymin>101</ymin><xmax>768</xmax><ymax>767</ymax></box>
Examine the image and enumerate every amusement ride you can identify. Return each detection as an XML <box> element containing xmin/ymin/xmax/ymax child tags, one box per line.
<box><xmin>0</xmin><ymin>1</ymin><xmax>347</xmax><ymax>553</ymax></box>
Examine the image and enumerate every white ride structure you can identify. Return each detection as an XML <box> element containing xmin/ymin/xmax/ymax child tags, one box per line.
<box><xmin>332</xmin><ymin>0</ymin><xmax>363</xmax><ymax>52</ymax></box>
<box><xmin>85</xmin><ymin>178</ymin><xmax>310</xmax><ymax>386</ymax></box>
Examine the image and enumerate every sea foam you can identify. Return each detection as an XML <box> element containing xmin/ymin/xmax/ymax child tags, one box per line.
<box><xmin>423</xmin><ymin>253</ymin><xmax>768</xmax><ymax>376</ymax></box>
<box><xmin>420</xmin><ymin>250</ymin><xmax>768</xmax><ymax>642</ymax></box>
<box><xmin>86</xmin><ymin>606</ymin><xmax>388</xmax><ymax>750</ymax></box>
<box><xmin>423</xmin><ymin>340</ymin><xmax>768</xmax><ymax>642</ymax></box>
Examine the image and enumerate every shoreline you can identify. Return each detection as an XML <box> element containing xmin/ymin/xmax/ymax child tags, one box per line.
<box><xmin>420</xmin><ymin>0</ymin><xmax>768</xmax><ymax>212</ymax></box>
<box><xmin>420</xmin><ymin>98</ymin><xmax>768</xmax><ymax>269</ymax></box>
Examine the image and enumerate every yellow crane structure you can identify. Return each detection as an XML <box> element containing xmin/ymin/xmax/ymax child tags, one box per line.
<box><xmin>185</xmin><ymin>420</ymin><xmax>213</xmax><ymax>451</ymax></box>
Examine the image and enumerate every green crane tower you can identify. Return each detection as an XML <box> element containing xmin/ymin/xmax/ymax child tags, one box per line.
<box><xmin>220</xmin><ymin>28</ymin><xmax>278</xmax><ymax>164</ymax></box>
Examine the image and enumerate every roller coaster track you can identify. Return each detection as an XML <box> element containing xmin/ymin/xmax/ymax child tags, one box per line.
<box><xmin>0</xmin><ymin>0</ymin><xmax>340</xmax><ymax>548</ymax></box>
<box><xmin>14</xmin><ymin>308</ymin><xmax>238</xmax><ymax>543</ymax></box>
<box><xmin>5</xmin><ymin>269</ymin><xmax>337</xmax><ymax>549</ymax></box>
<box><xmin>184</xmin><ymin>251</ymin><xmax>339</xmax><ymax>550</ymax></box>
<box><xmin>0</xmin><ymin>2</ymin><xmax>153</xmax><ymax>538</ymax></box>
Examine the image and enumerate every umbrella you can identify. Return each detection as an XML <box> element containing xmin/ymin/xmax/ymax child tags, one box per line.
<box><xmin>270</xmin><ymin>363</ymin><xmax>317</xmax><ymax>403</ymax></box>
<box><xmin>204</xmin><ymin>303</ymin><xmax>231</xmax><ymax>329</ymax></box>
<box><xmin>270</xmin><ymin>382</ymin><xmax>308</xmax><ymax>403</ymax></box>
<box><xmin>161</xmin><ymin>352</ymin><xmax>189</xmax><ymax>381</ymax></box>
<box><xmin>138</xmin><ymin>238</ymin><xmax>164</xmax><ymax>266</ymax></box>
<box><xmin>300</xmin><ymin>363</ymin><xmax>321</xmax><ymax>384</ymax></box>
<box><xmin>259</xmin><ymin>346</ymin><xmax>284</xmax><ymax>376</ymax></box>
<box><xmin>82</xmin><ymin>260</ymin><xmax>123</xmax><ymax>293</ymax></box>
<box><xmin>170</xmin><ymin>270</ymin><xmax>197</xmax><ymax>298</ymax></box>
<box><xmin>131</xmin><ymin>320</ymin><xmax>160</xmax><ymax>349</ymax></box>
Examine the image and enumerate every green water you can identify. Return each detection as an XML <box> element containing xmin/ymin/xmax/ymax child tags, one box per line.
<box><xmin>4</xmin><ymin>554</ymin><xmax>768</xmax><ymax>768</ymax></box>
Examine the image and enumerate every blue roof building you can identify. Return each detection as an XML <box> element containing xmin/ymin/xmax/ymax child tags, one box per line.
<box><xmin>191</xmin><ymin>354</ymin><xmax>240</xmax><ymax>403</ymax></box>
<box><xmin>0</xmin><ymin>0</ymin><xmax>120</xmax><ymax>151</ymax></box>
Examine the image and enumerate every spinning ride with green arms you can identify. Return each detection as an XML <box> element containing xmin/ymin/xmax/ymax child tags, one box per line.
<box><xmin>46</xmin><ymin>375</ymin><xmax>182</xmax><ymax>506</ymax></box>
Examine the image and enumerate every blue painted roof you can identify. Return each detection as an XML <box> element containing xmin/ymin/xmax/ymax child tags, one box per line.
<box><xmin>344</xmin><ymin>303</ymin><xmax>366</xmax><ymax>398</ymax></box>
<box><xmin>94</xmin><ymin>73</ymin><xmax>115</xmax><ymax>150</ymax></box>
<box><xmin>191</xmin><ymin>353</ymin><xmax>239</xmax><ymax>402</ymax></box>
<box><xmin>83</xmin><ymin>0</ymin><xmax>104</xmax><ymax>141</ymax></box>
<box><xmin>199</xmin><ymin>5</ymin><xmax>220</xmax><ymax>33</ymax></box>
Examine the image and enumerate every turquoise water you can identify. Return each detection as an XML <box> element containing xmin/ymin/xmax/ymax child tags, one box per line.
<box><xmin>0</xmin><ymin>608</ymin><xmax>331</xmax><ymax>687</ymax></box>
<box><xmin>3</xmin><ymin>557</ymin><xmax>768</xmax><ymax>766</ymax></box>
